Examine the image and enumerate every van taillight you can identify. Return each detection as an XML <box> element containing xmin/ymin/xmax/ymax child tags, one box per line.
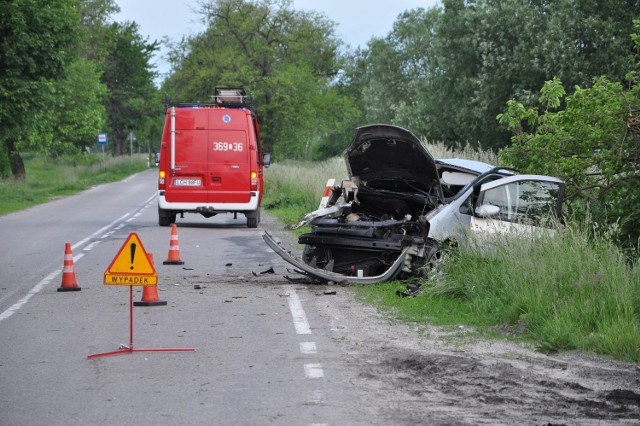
<box><xmin>159</xmin><ymin>170</ymin><xmax>166</xmax><ymax>187</ymax></box>
<box><xmin>250</xmin><ymin>171</ymin><xmax>258</xmax><ymax>190</ymax></box>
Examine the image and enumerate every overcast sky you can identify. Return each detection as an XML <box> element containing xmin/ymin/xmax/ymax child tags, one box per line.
<box><xmin>114</xmin><ymin>0</ymin><xmax>440</xmax><ymax>82</ymax></box>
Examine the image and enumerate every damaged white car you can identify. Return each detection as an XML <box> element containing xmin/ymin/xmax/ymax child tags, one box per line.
<box><xmin>263</xmin><ymin>125</ymin><xmax>564</xmax><ymax>284</ymax></box>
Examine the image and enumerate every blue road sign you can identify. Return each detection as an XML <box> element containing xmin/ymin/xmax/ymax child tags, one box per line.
<box><xmin>97</xmin><ymin>133</ymin><xmax>108</xmax><ymax>145</ymax></box>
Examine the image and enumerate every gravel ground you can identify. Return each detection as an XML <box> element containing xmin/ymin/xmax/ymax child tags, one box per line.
<box><xmin>262</xmin><ymin>213</ymin><xmax>640</xmax><ymax>425</ymax></box>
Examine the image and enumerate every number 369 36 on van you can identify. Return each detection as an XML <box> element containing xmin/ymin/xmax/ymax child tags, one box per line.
<box><xmin>157</xmin><ymin>88</ymin><xmax>270</xmax><ymax>228</ymax></box>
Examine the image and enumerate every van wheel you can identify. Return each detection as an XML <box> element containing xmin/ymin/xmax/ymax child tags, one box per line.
<box><xmin>246</xmin><ymin>208</ymin><xmax>260</xmax><ymax>228</ymax></box>
<box><xmin>159</xmin><ymin>207</ymin><xmax>176</xmax><ymax>226</ymax></box>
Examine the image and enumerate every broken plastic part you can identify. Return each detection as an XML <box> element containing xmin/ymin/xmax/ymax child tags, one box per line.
<box><xmin>262</xmin><ymin>231</ymin><xmax>408</xmax><ymax>284</ymax></box>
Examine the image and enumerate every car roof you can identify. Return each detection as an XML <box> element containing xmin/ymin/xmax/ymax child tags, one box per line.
<box><xmin>436</xmin><ymin>158</ymin><xmax>496</xmax><ymax>175</ymax></box>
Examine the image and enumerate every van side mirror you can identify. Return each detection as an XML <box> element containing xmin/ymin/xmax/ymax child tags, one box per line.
<box><xmin>263</xmin><ymin>152</ymin><xmax>271</xmax><ymax>167</ymax></box>
<box><xmin>475</xmin><ymin>204</ymin><xmax>500</xmax><ymax>218</ymax></box>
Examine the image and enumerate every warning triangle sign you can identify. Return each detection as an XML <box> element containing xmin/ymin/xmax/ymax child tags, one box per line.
<box><xmin>104</xmin><ymin>233</ymin><xmax>158</xmax><ymax>285</ymax></box>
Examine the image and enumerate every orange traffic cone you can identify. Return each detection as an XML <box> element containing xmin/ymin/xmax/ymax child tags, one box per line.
<box><xmin>58</xmin><ymin>243</ymin><xmax>81</xmax><ymax>292</ymax></box>
<box><xmin>163</xmin><ymin>224</ymin><xmax>184</xmax><ymax>265</ymax></box>
<box><xmin>134</xmin><ymin>253</ymin><xmax>167</xmax><ymax>306</ymax></box>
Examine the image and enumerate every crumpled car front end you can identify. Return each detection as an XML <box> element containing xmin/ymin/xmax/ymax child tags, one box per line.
<box><xmin>263</xmin><ymin>125</ymin><xmax>445</xmax><ymax>283</ymax></box>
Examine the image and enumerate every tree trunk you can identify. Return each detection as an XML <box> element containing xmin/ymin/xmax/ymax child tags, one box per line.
<box><xmin>4</xmin><ymin>138</ymin><xmax>26</xmax><ymax>181</ymax></box>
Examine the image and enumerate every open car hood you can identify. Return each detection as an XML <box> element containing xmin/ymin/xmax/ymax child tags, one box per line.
<box><xmin>345</xmin><ymin>125</ymin><xmax>443</xmax><ymax>199</ymax></box>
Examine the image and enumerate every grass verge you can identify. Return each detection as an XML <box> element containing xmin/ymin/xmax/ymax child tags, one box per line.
<box><xmin>354</xmin><ymin>227</ymin><xmax>640</xmax><ymax>362</ymax></box>
<box><xmin>0</xmin><ymin>153</ymin><xmax>151</xmax><ymax>215</ymax></box>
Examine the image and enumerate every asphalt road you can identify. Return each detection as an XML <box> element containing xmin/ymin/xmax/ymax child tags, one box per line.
<box><xmin>3</xmin><ymin>169</ymin><xmax>639</xmax><ymax>426</ymax></box>
<box><xmin>0</xmin><ymin>169</ymin><xmax>372</xmax><ymax>426</ymax></box>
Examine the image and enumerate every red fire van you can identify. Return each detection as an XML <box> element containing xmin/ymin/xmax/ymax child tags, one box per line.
<box><xmin>157</xmin><ymin>88</ymin><xmax>270</xmax><ymax>227</ymax></box>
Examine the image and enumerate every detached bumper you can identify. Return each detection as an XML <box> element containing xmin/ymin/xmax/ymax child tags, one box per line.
<box><xmin>261</xmin><ymin>230</ymin><xmax>408</xmax><ymax>284</ymax></box>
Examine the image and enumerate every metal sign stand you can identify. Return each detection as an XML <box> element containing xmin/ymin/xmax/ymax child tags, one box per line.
<box><xmin>88</xmin><ymin>287</ymin><xmax>195</xmax><ymax>359</ymax></box>
<box><xmin>89</xmin><ymin>232</ymin><xmax>194</xmax><ymax>359</ymax></box>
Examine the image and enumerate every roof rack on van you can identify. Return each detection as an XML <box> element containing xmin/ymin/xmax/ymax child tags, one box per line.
<box><xmin>214</xmin><ymin>87</ymin><xmax>252</xmax><ymax>109</ymax></box>
<box><xmin>164</xmin><ymin>88</ymin><xmax>255</xmax><ymax>111</ymax></box>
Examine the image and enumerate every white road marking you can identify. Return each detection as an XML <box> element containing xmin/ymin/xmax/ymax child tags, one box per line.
<box><xmin>300</xmin><ymin>342</ymin><xmax>317</xmax><ymax>354</ymax></box>
<box><xmin>306</xmin><ymin>390</ymin><xmax>324</xmax><ymax>404</ymax></box>
<box><xmin>83</xmin><ymin>241</ymin><xmax>101</xmax><ymax>251</ymax></box>
<box><xmin>72</xmin><ymin>212</ymin><xmax>131</xmax><ymax>250</ymax></box>
<box><xmin>287</xmin><ymin>289</ymin><xmax>311</xmax><ymax>335</ymax></box>
<box><xmin>0</xmin><ymin>194</ymin><xmax>157</xmax><ymax>323</ymax></box>
<box><xmin>304</xmin><ymin>363</ymin><xmax>324</xmax><ymax>379</ymax></box>
<box><xmin>0</xmin><ymin>270</ymin><xmax>60</xmax><ymax>322</ymax></box>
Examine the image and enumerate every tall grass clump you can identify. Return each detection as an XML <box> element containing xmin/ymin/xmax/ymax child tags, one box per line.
<box><xmin>422</xmin><ymin>224</ymin><xmax>640</xmax><ymax>362</ymax></box>
<box><xmin>423</xmin><ymin>140</ymin><xmax>498</xmax><ymax>165</ymax></box>
<box><xmin>263</xmin><ymin>158</ymin><xmax>347</xmax><ymax>225</ymax></box>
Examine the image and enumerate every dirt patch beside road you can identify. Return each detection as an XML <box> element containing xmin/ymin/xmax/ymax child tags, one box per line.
<box><xmin>261</xmin><ymin>213</ymin><xmax>640</xmax><ymax>425</ymax></box>
<box><xmin>314</xmin><ymin>290</ymin><xmax>640</xmax><ymax>425</ymax></box>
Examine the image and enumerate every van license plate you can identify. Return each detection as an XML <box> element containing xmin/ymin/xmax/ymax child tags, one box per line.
<box><xmin>173</xmin><ymin>178</ymin><xmax>201</xmax><ymax>186</ymax></box>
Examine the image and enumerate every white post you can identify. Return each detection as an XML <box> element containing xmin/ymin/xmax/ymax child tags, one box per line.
<box><xmin>170</xmin><ymin>107</ymin><xmax>176</xmax><ymax>174</ymax></box>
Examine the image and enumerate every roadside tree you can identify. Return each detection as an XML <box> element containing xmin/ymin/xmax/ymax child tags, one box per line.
<box><xmin>101</xmin><ymin>22</ymin><xmax>159</xmax><ymax>155</ymax></box>
<box><xmin>163</xmin><ymin>0</ymin><xmax>359</xmax><ymax>160</ymax></box>
<box><xmin>498</xmin><ymin>73</ymin><xmax>640</xmax><ymax>249</ymax></box>
<box><xmin>0</xmin><ymin>0</ymin><xmax>79</xmax><ymax>179</ymax></box>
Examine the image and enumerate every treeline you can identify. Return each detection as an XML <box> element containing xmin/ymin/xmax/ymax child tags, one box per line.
<box><xmin>3</xmin><ymin>0</ymin><xmax>637</xmax><ymax>166</ymax></box>
<box><xmin>164</xmin><ymin>0</ymin><xmax>639</xmax><ymax>158</ymax></box>
<box><xmin>2</xmin><ymin>0</ymin><xmax>639</xmax><ymax>247</ymax></box>
<box><xmin>0</xmin><ymin>0</ymin><xmax>159</xmax><ymax>180</ymax></box>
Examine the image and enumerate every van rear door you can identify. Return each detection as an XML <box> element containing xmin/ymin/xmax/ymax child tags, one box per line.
<box><xmin>165</xmin><ymin>108</ymin><xmax>208</xmax><ymax>204</ymax></box>
<box><xmin>207</xmin><ymin>111</ymin><xmax>251</xmax><ymax>204</ymax></box>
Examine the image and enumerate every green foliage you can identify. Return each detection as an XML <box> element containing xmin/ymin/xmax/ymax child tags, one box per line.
<box><xmin>342</xmin><ymin>0</ymin><xmax>638</xmax><ymax>151</ymax></box>
<box><xmin>19</xmin><ymin>59</ymin><xmax>107</xmax><ymax>157</ymax></box>
<box><xmin>499</xmin><ymin>74</ymin><xmax>640</xmax><ymax>248</ymax></box>
<box><xmin>78</xmin><ymin>0</ymin><xmax>121</xmax><ymax>64</ymax></box>
<box><xmin>538</xmin><ymin>77</ymin><xmax>566</xmax><ymax>110</ymax></box>
<box><xmin>102</xmin><ymin>21</ymin><xmax>160</xmax><ymax>156</ymax></box>
<box><xmin>340</xmin><ymin>7</ymin><xmax>441</xmax><ymax>139</ymax></box>
<box><xmin>0</xmin><ymin>0</ymin><xmax>80</xmax><ymax>178</ymax></box>
<box><xmin>0</xmin><ymin>0</ymin><xmax>160</xmax><ymax>180</ymax></box>
<box><xmin>163</xmin><ymin>0</ymin><xmax>359</xmax><ymax>160</ymax></box>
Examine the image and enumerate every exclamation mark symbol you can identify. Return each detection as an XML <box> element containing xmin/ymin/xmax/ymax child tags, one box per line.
<box><xmin>130</xmin><ymin>243</ymin><xmax>137</xmax><ymax>270</ymax></box>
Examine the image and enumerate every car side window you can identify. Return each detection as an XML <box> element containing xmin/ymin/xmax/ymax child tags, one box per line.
<box><xmin>482</xmin><ymin>180</ymin><xmax>561</xmax><ymax>226</ymax></box>
<box><xmin>459</xmin><ymin>193</ymin><xmax>473</xmax><ymax>214</ymax></box>
<box><xmin>459</xmin><ymin>174</ymin><xmax>501</xmax><ymax>215</ymax></box>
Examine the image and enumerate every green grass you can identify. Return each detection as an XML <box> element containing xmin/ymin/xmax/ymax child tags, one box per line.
<box><xmin>356</xmin><ymin>228</ymin><xmax>640</xmax><ymax>362</ymax></box>
<box><xmin>354</xmin><ymin>281</ymin><xmax>488</xmax><ymax>327</ymax></box>
<box><xmin>263</xmin><ymin>144</ymin><xmax>640</xmax><ymax>363</ymax></box>
<box><xmin>0</xmin><ymin>153</ymin><xmax>151</xmax><ymax>215</ymax></box>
